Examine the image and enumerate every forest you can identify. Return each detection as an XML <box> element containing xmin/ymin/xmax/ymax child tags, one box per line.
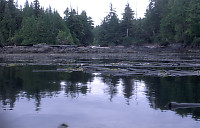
<box><xmin>0</xmin><ymin>0</ymin><xmax>200</xmax><ymax>46</ymax></box>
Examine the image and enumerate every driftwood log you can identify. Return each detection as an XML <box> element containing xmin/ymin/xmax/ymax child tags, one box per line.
<box><xmin>166</xmin><ymin>102</ymin><xmax>200</xmax><ymax>109</ymax></box>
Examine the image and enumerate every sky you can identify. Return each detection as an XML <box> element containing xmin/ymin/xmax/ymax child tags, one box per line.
<box><xmin>15</xmin><ymin>0</ymin><xmax>149</xmax><ymax>25</ymax></box>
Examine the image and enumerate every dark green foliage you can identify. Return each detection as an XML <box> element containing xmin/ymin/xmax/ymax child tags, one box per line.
<box><xmin>79</xmin><ymin>11</ymin><xmax>94</xmax><ymax>46</ymax></box>
<box><xmin>20</xmin><ymin>16</ymin><xmax>37</xmax><ymax>44</ymax></box>
<box><xmin>66</xmin><ymin>9</ymin><xmax>84</xmax><ymax>46</ymax></box>
<box><xmin>0</xmin><ymin>0</ymin><xmax>94</xmax><ymax>46</ymax></box>
<box><xmin>146</xmin><ymin>0</ymin><xmax>200</xmax><ymax>45</ymax></box>
<box><xmin>33</xmin><ymin>0</ymin><xmax>40</xmax><ymax>17</ymax></box>
<box><xmin>0</xmin><ymin>0</ymin><xmax>199</xmax><ymax>46</ymax></box>
<box><xmin>22</xmin><ymin>0</ymin><xmax>34</xmax><ymax>18</ymax></box>
<box><xmin>0</xmin><ymin>0</ymin><xmax>22</xmax><ymax>45</ymax></box>
<box><xmin>95</xmin><ymin>0</ymin><xmax>200</xmax><ymax>46</ymax></box>
<box><xmin>56</xmin><ymin>30</ymin><xmax>74</xmax><ymax>45</ymax></box>
<box><xmin>96</xmin><ymin>4</ymin><xmax>121</xmax><ymax>46</ymax></box>
<box><xmin>185</xmin><ymin>0</ymin><xmax>200</xmax><ymax>45</ymax></box>
<box><xmin>17</xmin><ymin>7</ymin><xmax>69</xmax><ymax>45</ymax></box>
<box><xmin>121</xmin><ymin>3</ymin><xmax>134</xmax><ymax>38</ymax></box>
<box><xmin>64</xmin><ymin>9</ymin><xmax>94</xmax><ymax>46</ymax></box>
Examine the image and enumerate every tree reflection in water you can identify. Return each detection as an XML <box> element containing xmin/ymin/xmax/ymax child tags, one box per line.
<box><xmin>0</xmin><ymin>65</ymin><xmax>200</xmax><ymax>120</ymax></box>
<box><xmin>143</xmin><ymin>76</ymin><xmax>200</xmax><ymax>120</ymax></box>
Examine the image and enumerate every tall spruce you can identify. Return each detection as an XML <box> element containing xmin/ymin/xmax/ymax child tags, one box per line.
<box><xmin>0</xmin><ymin>0</ymin><xmax>199</xmax><ymax>46</ymax></box>
<box><xmin>33</xmin><ymin>0</ymin><xmax>40</xmax><ymax>17</ymax></box>
<box><xmin>98</xmin><ymin>3</ymin><xmax>120</xmax><ymax>46</ymax></box>
<box><xmin>79</xmin><ymin>11</ymin><xmax>94</xmax><ymax>46</ymax></box>
<box><xmin>121</xmin><ymin>3</ymin><xmax>134</xmax><ymax>37</ymax></box>
<box><xmin>120</xmin><ymin>3</ymin><xmax>135</xmax><ymax>45</ymax></box>
<box><xmin>65</xmin><ymin>9</ymin><xmax>84</xmax><ymax>45</ymax></box>
<box><xmin>0</xmin><ymin>0</ymin><xmax>21</xmax><ymax>45</ymax></box>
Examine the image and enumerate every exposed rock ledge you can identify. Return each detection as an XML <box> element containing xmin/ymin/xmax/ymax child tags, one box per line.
<box><xmin>0</xmin><ymin>43</ymin><xmax>196</xmax><ymax>54</ymax></box>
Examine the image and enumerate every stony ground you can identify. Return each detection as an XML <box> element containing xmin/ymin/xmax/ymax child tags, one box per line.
<box><xmin>1</xmin><ymin>44</ymin><xmax>200</xmax><ymax>77</ymax></box>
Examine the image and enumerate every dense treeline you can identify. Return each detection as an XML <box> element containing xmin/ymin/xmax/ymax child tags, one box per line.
<box><xmin>0</xmin><ymin>0</ymin><xmax>94</xmax><ymax>46</ymax></box>
<box><xmin>144</xmin><ymin>0</ymin><xmax>200</xmax><ymax>46</ymax></box>
<box><xmin>0</xmin><ymin>0</ymin><xmax>200</xmax><ymax>46</ymax></box>
<box><xmin>95</xmin><ymin>0</ymin><xmax>200</xmax><ymax>46</ymax></box>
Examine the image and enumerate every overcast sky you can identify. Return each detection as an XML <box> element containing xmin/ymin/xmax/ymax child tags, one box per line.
<box><xmin>15</xmin><ymin>0</ymin><xmax>149</xmax><ymax>25</ymax></box>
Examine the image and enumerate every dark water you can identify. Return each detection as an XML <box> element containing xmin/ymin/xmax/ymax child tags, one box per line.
<box><xmin>0</xmin><ymin>65</ymin><xmax>200</xmax><ymax>128</ymax></box>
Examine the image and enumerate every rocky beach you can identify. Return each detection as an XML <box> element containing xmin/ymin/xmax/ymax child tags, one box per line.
<box><xmin>0</xmin><ymin>44</ymin><xmax>200</xmax><ymax>77</ymax></box>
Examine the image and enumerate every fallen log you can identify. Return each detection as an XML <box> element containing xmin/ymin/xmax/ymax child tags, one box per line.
<box><xmin>166</xmin><ymin>102</ymin><xmax>200</xmax><ymax>109</ymax></box>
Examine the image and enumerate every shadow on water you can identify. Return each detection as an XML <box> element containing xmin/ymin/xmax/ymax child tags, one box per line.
<box><xmin>1</xmin><ymin>65</ymin><xmax>200</xmax><ymax>121</ymax></box>
<box><xmin>143</xmin><ymin>76</ymin><xmax>200</xmax><ymax>120</ymax></box>
<box><xmin>0</xmin><ymin>65</ymin><xmax>93</xmax><ymax>111</ymax></box>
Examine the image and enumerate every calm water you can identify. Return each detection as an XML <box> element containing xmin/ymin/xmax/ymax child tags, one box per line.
<box><xmin>0</xmin><ymin>65</ymin><xmax>200</xmax><ymax>128</ymax></box>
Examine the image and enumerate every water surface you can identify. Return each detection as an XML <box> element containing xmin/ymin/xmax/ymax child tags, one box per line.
<box><xmin>0</xmin><ymin>65</ymin><xmax>200</xmax><ymax>128</ymax></box>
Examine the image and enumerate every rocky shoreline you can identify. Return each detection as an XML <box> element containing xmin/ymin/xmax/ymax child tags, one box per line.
<box><xmin>0</xmin><ymin>43</ymin><xmax>197</xmax><ymax>54</ymax></box>
<box><xmin>1</xmin><ymin>44</ymin><xmax>200</xmax><ymax>77</ymax></box>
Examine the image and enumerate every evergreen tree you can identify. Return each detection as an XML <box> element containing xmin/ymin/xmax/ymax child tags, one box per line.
<box><xmin>64</xmin><ymin>8</ymin><xmax>94</xmax><ymax>46</ymax></box>
<box><xmin>159</xmin><ymin>0</ymin><xmax>200</xmax><ymax>45</ymax></box>
<box><xmin>79</xmin><ymin>11</ymin><xmax>94</xmax><ymax>46</ymax></box>
<box><xmin>121</xmin><ymin>3</ymin><xmax>134</xmax><ymax>37</ymax></box>
<box><xmin>33</xmin><ymin>0</ymin><xmax>40</xmax><ymax>17</ymax></box>
<box><xmin>56</xmin><ymin>29</ymin><xmax>74</xmax><ymax>45</ymax></box>
<box><xmin>0</xmin><ymin>0</ymin><xmax>6</xmax><ymax>21</ymax></box>
<box><xmin>64</xmin><ymin>7</ymin><xmax>70</xmax><ymax>21</ymax></box>
<box><xmin>0</xmin><ymin>0</ymin><xmax>7</xmax><ymax>45</ymax></box>
<box><xmin>23</xmin><ymin>0</ymin><xmax>34</xmax><ymax>17</ymax></box>
<box><xmin>19</xmin><ymin>16</ymin><xmax>38</xmax><ymax>45</ymax></box>
<box><xmin>187</xmin><ymin>0</ymin><xmax>200</xmax><ymax>45</ymax></box>
<box><xmin>120</xmin><ymin>3</ymin><xmax>135</xmax><ymax>45</ymax></box>
<box><xmin>98</xmin><ymin>3</ymin><xmax>120</xmax><ymax>46</ymax></box>
<box><xmin>0</xmin><ymin>0</ymin><xmax>21</xmax><ymax>45</ymax></box>
<box><xmin>0</xmin><ymin>0</ymin><xmax>199</xmax><ymax>47</ymax></box>
<box><xmin>143</xmin><ymin>0</ymin><xmax>168</xmax><ymax>43</ymax></box>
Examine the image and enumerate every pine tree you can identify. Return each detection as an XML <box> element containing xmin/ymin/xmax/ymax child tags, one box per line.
<box><xmin>120</xmin><ymin>3</ymin><xmax>135</xmax><ymax>45</ymax></box>
<box><xmin>98</xmin><ymin>3</ymin><xmax>120</xmax><ymax>46</ymax></box>
<box><xmin>23</xmin><ymin>0</ymin><xmax>34</xmax><ymax>17</ymax></box>
<box><xmin>121</xmin><ymin>3</ymin><xmax>134</xmax><ymax>37</ymax></box>
<box><xmin>20</xmin><ymin>16</ymin><xmax>38</xmax><ymax>45</ymax></box>
<box><xmin>0</xmin><ymin>0</ymin><xmax>6</xmax><ymax>45</ymax></box>
<box><xmin>65</xmin><ymin>9</ymin><xmax>84</xmax><ymax>45</ymax></box>
<box><xmin>186</xmin><ymin>0</ymin><xmax>200</xmax><ymax>45</ymax></box>
<box><xmin>79</xmin><ymin>11</ymin><xmax>94</xmax><ymax>46</ymax></box>
<box><xmin>33</xmin><ymin>0</ymin><xmax>40</xmax><ymax>17</ymax></box>
<box><xmin>0</xmin><ymin>0</ymin><xmax>22</xmax><ymax>45</ymax></box>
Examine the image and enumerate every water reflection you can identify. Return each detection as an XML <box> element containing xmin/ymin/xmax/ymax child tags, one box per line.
<box><xmin>143</xmin><ymin>76</ymin><xmax>200</xmax><ymax>120</ymax></box>
<box><xmin>0</xmin><ymin>66</ymin><xmax>93</xmax><ymax>111</ymax></box>
<box><xmin>64</xmin><ymin>71</ymin><xmax>93</xmax><ymax>98</ymax></box>
<box><xmin>1</xmin><ymin>65</ymin><xmax>200</xmax><ymax>121</ymax></box>
<box><xmin>101</xmin><ymin>76</ymin><xmax>120</xmax><ymax>101</ymax></box>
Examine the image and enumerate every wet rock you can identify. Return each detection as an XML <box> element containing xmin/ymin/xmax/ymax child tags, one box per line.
<box><xmin>1</xmin><ymin>44</ymin><xmax>200</xmax><ymax>77</ymax></box>
<box><xmin>58</xmin><ymin>123</ymin><xmax>69</xmax><ymax>128</ymax></box>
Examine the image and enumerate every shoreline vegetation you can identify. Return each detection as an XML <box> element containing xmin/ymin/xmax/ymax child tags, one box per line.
<box><xmin>0</xmin><ymin>0</ymin><xmax>200</xmax><ymax>47</ymax></box>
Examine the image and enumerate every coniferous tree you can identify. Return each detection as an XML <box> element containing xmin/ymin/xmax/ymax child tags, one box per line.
<box><xmin>0</xmin><ymin>0</ymin><xmax>199</xmax><ymax>46</ymax></box>
<box><xmin>186</xmin><ymin>0</ymin><xmax>200</xmax><ymax>45</ymax></box>
<box><xmin>121</xmin><ymin>3</ymin><xmax>134</xmax><ymax>37</ymax></box>
<box><xmin>98</xmin><ymin>3</ymin><xmax>120</xmax><ymax>46</ymax></box>
<box><xmin>64</xmin><ymin>8</ymin><xmax>94</xmax><ymax>46</ymax></box>
<box><xmin>20</xmin><ymin>16</ymin><xmax>38</xmax><ymax>45</ymax></box>
<box><xmin>120</xmin><ymin>3</ymin><xmax>135</xmax><ymax>45</ymax></box>
<box><xmin>158</xmin><ymin>0</ymin><xmax>200</xmax><ymax>45</ymax></box>
<box><xmin>0</xmin><ymin>0</ymin><xmax>22</xmax><ymax>45</ymax></box>
<box><xmin>23</xmin><ymin>0</ymin><xmax>34</xmax><ymax>17</ymax></box>
<box><xmin>143</xmin><ymin>0</ymin><xmax>162</xmax><ymax>43</ymax></box>
<box><xmin>79</xmin><ymin>11</ymin><xmax>94</xmax><ymax>46</ymax></box>
<box><xmin>33</xmin><ymin>0</ymin><xmax>40</xmax><ymax>17</ymax></box>
<box><xmin>66</xmin><ymin>9</ymin><xmax>84</xmax><ymax>45</ymax></box>
<box><xmin>0</xmin><ymin>0</ymin><xmax>7</xmax><ymax>45</ymax></box>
